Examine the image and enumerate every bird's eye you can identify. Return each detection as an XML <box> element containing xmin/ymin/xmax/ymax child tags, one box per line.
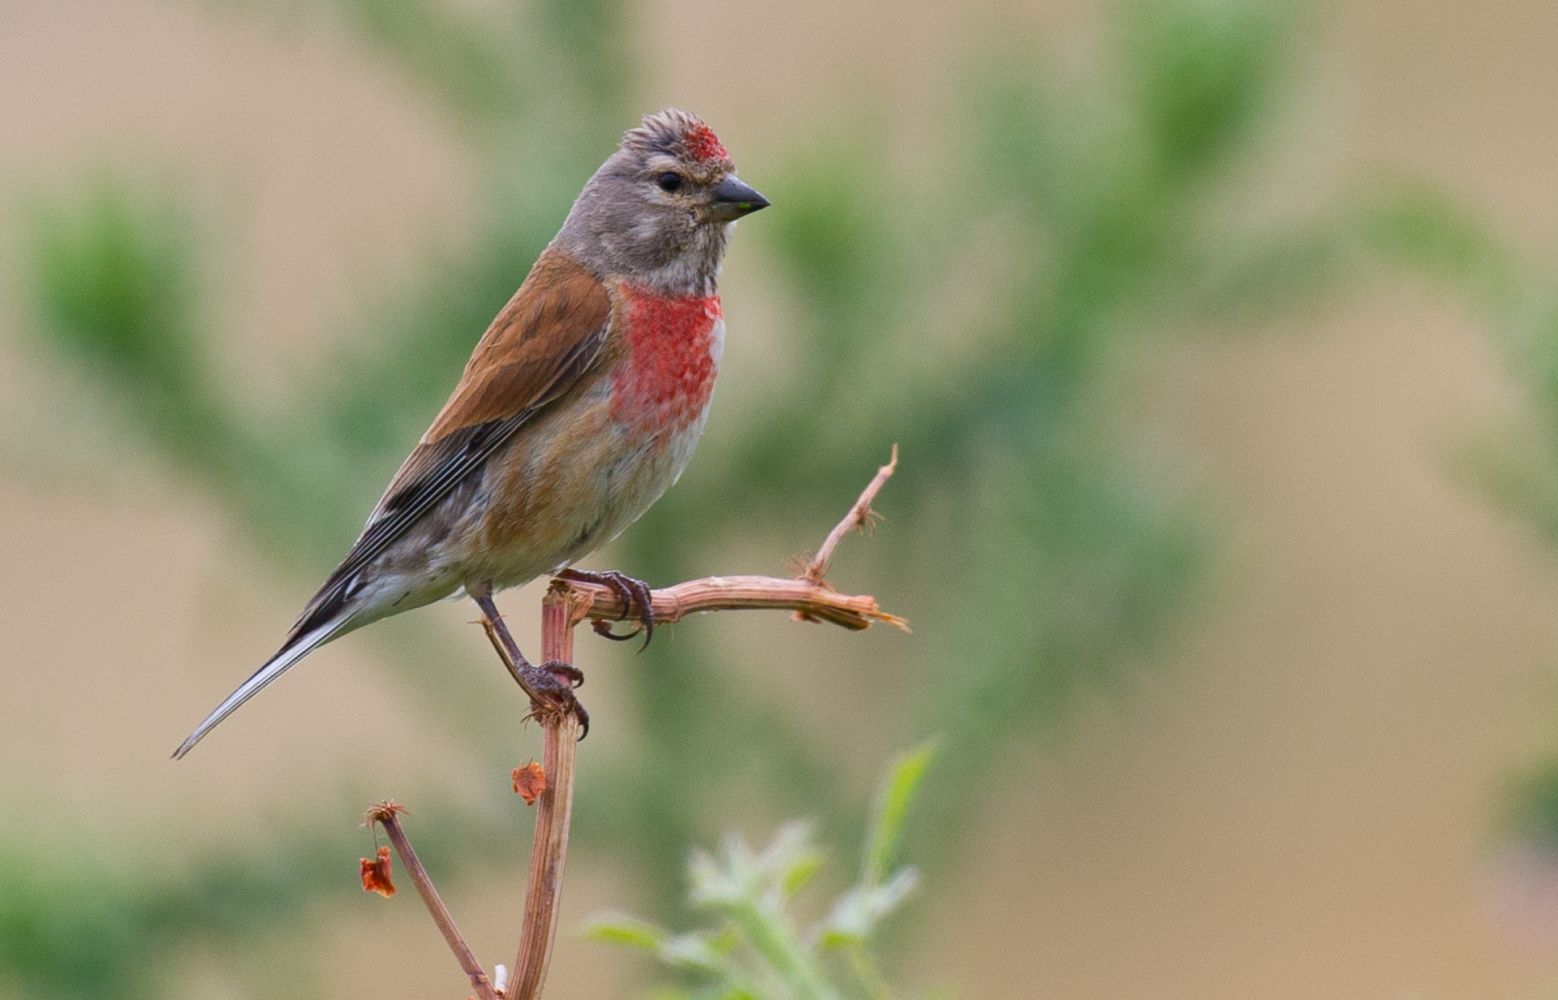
<box><xmin>656</xmin><ymin>172</ymin><xmax>684</xmax><ymax>192</ymax></box>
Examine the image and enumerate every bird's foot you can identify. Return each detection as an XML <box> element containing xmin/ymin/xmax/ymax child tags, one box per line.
<box><xmin>521</xmin><ymin>660</ymin><xmax>589</xmax><ymax>738</ymax></box>
<box><xmin>560</xmin><ymin>568</ymin><xmax>655</xmax><ymax>649</ymax></box>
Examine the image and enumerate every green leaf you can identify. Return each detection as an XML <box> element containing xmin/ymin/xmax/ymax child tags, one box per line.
<box><xmin>583</xmin><ymin>914</ymin><xmax>667</xmax><ymax>951</ymax></box>
<box><xmin>862</xmin><ymin>741</ymin><xmax>937</xmax><ymax>887</ymax></box>
<box><xmin>779</xmin><ymin>850</ymin><xmax>826</xmax><ymax>900</ymax></box>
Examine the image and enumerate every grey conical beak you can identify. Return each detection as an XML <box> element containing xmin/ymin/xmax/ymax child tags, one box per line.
<box><xmin>710</xmin><ymin>175</ymin><xmax>769</xmax><ymax>221</ymax></box>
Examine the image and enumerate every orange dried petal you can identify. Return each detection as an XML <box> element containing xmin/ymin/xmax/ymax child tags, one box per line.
<box><xmin>512</xmin><ymin>760</ymin><xmax>547</xmax><ymax>805</ymax></box>
<box><xmin>360</xmin><ymin>845</ymin><xmax>395</xmax><ymax>897</ymax></box>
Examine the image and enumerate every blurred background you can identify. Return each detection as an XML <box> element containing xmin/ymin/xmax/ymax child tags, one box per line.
<box><xmin>6</xmin><ymin>0</ymin><xmax>1558</xmax><ymax>996</ymax></box>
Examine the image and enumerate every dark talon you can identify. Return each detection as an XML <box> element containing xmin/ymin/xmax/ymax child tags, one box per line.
<box><xmin>593</xmin><ymin>619</ymin><xmax>637</xmax><ymax>642</ymax></box>
<box><xmin>561</xmin><ymin>568</ymin><xmax>656</xmax><ymax>650</ymax></box>
<box><xmin>519</xmin><ymin>662</ymin><xmax>589</xmax><ymax>739</ymax></box>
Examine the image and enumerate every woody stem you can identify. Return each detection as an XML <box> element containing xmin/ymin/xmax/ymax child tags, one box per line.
<box><xmin>507</xmin><ymin>584</ymin><xmax>587</xmax><ymax>999</ymax></box>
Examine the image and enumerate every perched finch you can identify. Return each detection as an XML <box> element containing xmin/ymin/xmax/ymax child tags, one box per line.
<box><xmin>174</xmin><ymin>109</ymin><xmax>768</xmax><ymax>758</ymax></box>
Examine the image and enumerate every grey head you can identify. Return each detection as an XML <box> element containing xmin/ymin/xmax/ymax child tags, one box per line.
<box><xmin>554</xmin><ymin>109</ymin><xmax>769</xmax><ymax>296</ymax></box>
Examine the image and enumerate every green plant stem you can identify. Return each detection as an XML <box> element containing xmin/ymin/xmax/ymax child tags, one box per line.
<box><xmin>728</xmin><ymin>899</ymin><xmax>840</xmax><ymax>1000</ymax></box>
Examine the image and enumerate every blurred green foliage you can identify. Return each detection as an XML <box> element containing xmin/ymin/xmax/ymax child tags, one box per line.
<box><xmin>1361</xmin><ymin>188</ymin><xmax>1558</xmax><ymax>857</ymax></box>
<box><xmin>11</xmin><ymin>0</ymin><xmax>1521</xmax><ymax>995</ymax></box>
<box><xmin>589</xmin><ymin>744</ymin><xmax>935</xmax><ymax>1000</ymax></box>
<box><xmin>1503</xmin><ymin>761</ymin><xmax>1558</xmax><ymax>854</ymax></box>
<box><xmin>0</xmin><ymin>834</ymin><xmax>326</xmax><ymax>1000</ymax></box>
<box><xmin>23</xmin><ymin>180</ymin><xmax>230</xmax><ymax>469</ymax></box>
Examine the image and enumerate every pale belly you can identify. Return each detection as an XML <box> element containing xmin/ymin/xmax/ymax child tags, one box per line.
<box><xmin>566</xmin><ymin>403</ymin><xmax>710</xmax><ymax>564</ymax></box>
<box><xmin>459</xmin><ymin>402</ymin><xmax>712</xmax><ymax>591</ymax></box>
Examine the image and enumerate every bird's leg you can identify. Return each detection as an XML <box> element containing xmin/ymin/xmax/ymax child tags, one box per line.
<box><xmin>471</xmin><ymin>589</ymin><xmax>585</xmax><ymax>688</ymax></box>
<box><xmin>557</xmin><ymin>568</ymin><xmax>655</xmax><ymax>649</ymax></box>
<box><xmin>472</xmin><ymin>589</ymin><xmax>588</xmax><ymax>736</ymax></box>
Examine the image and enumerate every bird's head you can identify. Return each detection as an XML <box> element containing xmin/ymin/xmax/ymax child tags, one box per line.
<box><xmin>558</xmin><ymin>109</ymin><xmax>769</xmax><ymax>294</ymax></box>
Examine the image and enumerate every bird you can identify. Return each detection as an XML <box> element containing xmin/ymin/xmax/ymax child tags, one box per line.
<box><xmin>173</xmin><ymin>109</ymin><xmax>768</xmax><ymax>758</ymax></box>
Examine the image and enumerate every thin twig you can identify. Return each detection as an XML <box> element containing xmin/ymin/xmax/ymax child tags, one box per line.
<box><xmin>364</xmin><ymin>802</ymin><xmax>499</xmax><ymax>1000</ymax></box>
<box><xmin>508</xmin><ymin>584</ymin><xmax>588</xmax><ymax>999</ymax></box>
<box><xmin>801</xmin><ymin>444</ymin><xmax>899</xmax><ymax>586</ymax></box>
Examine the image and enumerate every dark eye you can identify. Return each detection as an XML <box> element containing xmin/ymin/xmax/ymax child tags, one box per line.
<box><xmin>656</xmin><ymin>172</ymin><xmax>683</xmax><ymax>192</ymax></box>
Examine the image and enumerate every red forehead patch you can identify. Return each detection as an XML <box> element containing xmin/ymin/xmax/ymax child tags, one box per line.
<box><xmin>683</xmin><ymin>123</ymin><xmax>728</xmax><ymax>163</ymax></box>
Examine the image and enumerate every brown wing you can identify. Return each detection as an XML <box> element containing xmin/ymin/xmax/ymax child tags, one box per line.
<box><xmin>370</xmin><ymin>250</ymin><xmax>612</xmax><ymax>519</ymax></box>
<box><xmin>289</xmin><ymin>250</ymin><xmax>611</xmax><ymax>638</ymax></box>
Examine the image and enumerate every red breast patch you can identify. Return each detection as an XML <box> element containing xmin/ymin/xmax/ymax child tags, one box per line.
<box><xmin>611</xmin><ymin>289</ymin><xmax>721</xmax><ymax>432</ymax></box>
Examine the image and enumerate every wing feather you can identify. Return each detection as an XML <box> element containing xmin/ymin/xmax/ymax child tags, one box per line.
<box><xmin>288</xmin><ymin>250</ymin><xmax>612</xmax><ymax>639</ymax></box>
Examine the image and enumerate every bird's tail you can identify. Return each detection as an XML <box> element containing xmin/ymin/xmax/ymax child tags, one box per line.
<box><xmin>171</xmin><ymin>615</ymin><xmax>350</xmax><ymax>760</ymax></box>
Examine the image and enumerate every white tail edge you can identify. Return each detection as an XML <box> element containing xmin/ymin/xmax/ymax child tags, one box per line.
<box><xmin>171</xmin><ymin>619</ymin><xmax>347</xmax><ymax>760</ymax></box>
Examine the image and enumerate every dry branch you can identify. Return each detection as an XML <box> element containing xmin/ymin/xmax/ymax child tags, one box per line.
<box><xmin>364</xmin><ymin>802</ymin><xmax>498</xmax><ymax>1000</ymax></box>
